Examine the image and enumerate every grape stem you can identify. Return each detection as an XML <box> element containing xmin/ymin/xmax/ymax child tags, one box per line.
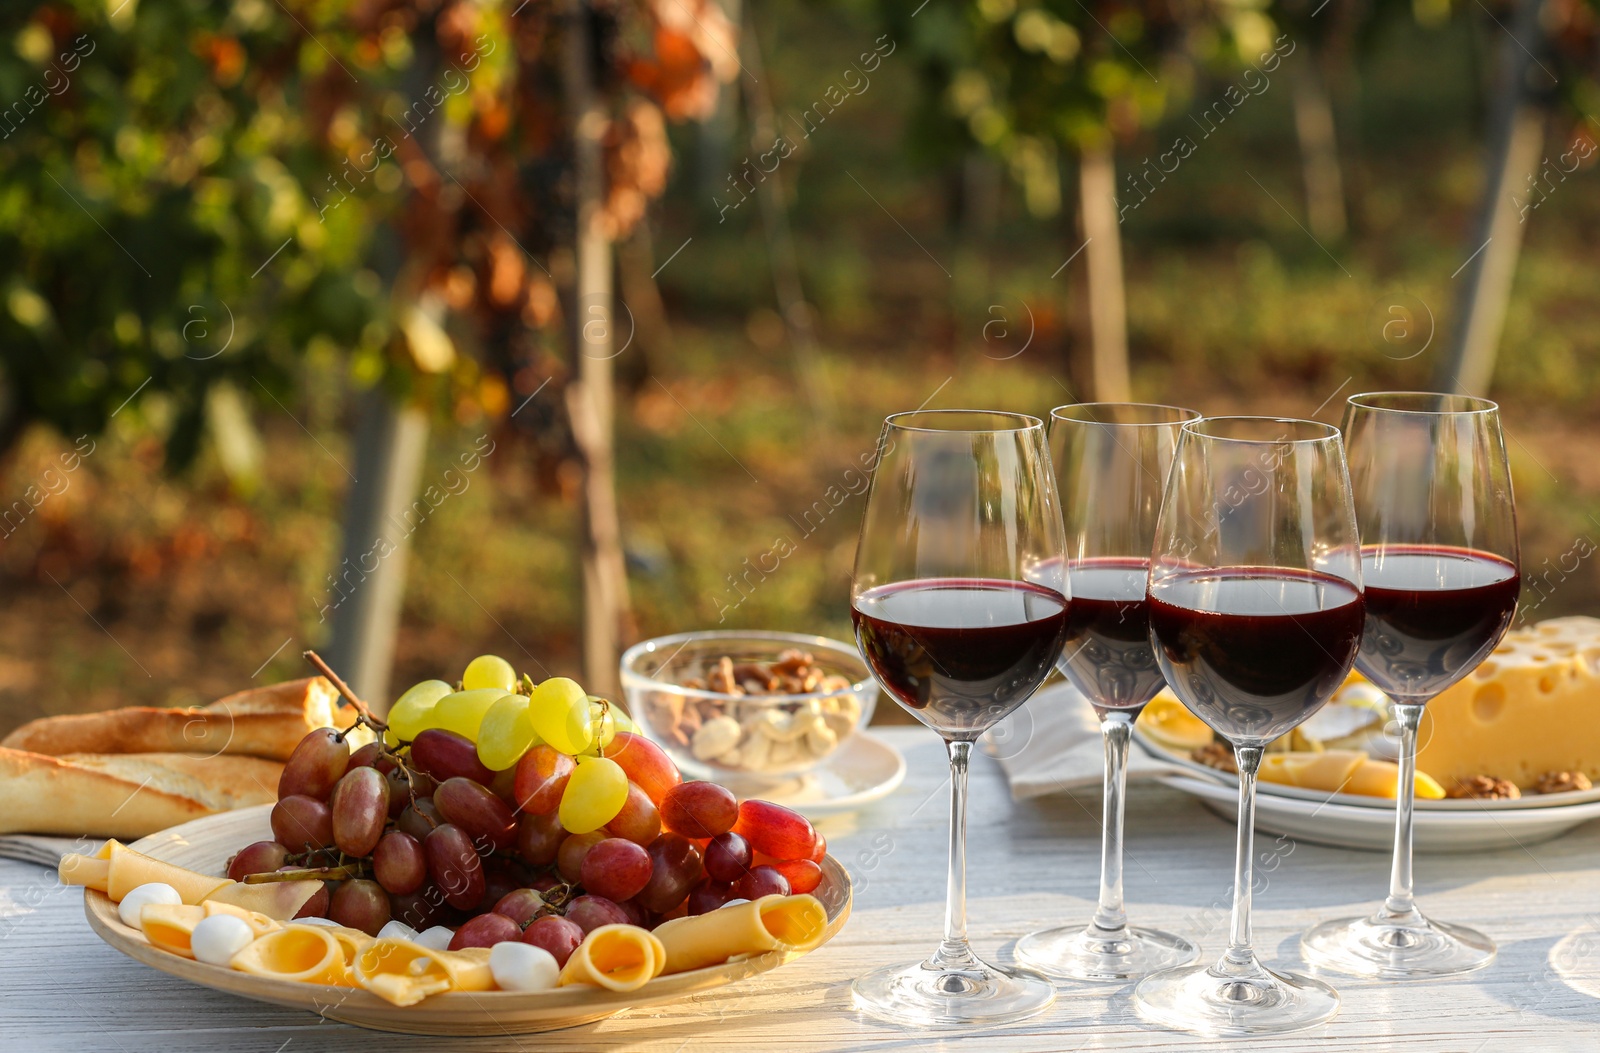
<box><xmin>243</xmin><ymin>864</ymin><xmax>365</xmax><ymax>883</ymax></box>
<box><xmin>303</xmin><ymin>649</ymin><xmax>389</xmax><ymax>730</ymax></box>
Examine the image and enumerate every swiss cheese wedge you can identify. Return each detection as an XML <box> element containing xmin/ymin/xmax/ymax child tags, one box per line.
<box><xmin>1417</xmin><ymin>616</ymin><xmax>1600</xmax><ymax>790</ymax></box>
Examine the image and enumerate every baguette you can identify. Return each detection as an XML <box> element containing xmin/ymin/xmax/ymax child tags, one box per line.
<box><xmin>1</xmin><ymin>677</ymin><xmax>350</xmax><ymax>762</ymax></box>
<box><xmin>0</xmin><ymin>747</ymin><xmax>281</xmax><ymax>838</ymax></box>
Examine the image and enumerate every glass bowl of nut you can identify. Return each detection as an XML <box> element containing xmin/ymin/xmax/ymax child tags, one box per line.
<box><xmin>620</xmin><ymin>630</ymin><xmax>879</xmax><ymax>784</ymax></box>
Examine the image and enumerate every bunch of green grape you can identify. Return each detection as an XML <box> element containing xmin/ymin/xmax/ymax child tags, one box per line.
<box><xmin>234</xmin><ymin>655</ymin><xmax>825</xmax><ymax>956</ymax></box>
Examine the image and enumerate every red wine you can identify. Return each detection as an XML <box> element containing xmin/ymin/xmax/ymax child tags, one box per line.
<box><xmin>1148</xmin><ymin>568</ymin><xmax>1365</xmax><ymax>745</ymax></box>
<box><xmin>1056</xmin><ymin>559</ymin><xmax>1165</xmax><ymax>714</ymax></box>
<box><xmin>852</xmin><ymin>578</ymin><xmax>1069</xmax><ymax>738</ymax></box>
<box><xmin>1356</xmin><ymin>545</ymin><xmax>1519</xmax><ymax>702</ymax></box>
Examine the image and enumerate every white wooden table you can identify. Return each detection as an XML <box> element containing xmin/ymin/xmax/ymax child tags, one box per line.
<box><xmin>4</xmin><ymin>726</ymin><xmax>1600</xmax><ymax>1051</ymax></box>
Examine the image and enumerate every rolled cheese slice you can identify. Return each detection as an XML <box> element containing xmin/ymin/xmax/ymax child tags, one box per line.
<box><xmin>557</xmin><ymin>924</ymin><xmax>667</xmax><ymax>991</ymax></box>
<box><xmin>1343</xmin><ymin>758</ymin><xmax>1446</xmax><ymax>800</ymax></box>
<box><xmin>653</xmin><ymin>894</ymin><xmax>828</xmax><ymax>975</ymax></box>
<box><xmin>1259</xmin><ymin>750</ymin><xmax>1366</xmax><ymax>793</ymax></box>
<box><xmin>60</xmin><ymin>841</ymin><xmax>317</xmax><ymax>920</ymax></box>
<box><xmin>140</xmin><ymin>903</ymin><xmax>208</xmax><ymax>958</ymax></box>
<box><xmin>106</xmin><ymin>843</ymin><xmax>232</xmax><ymax>904</ymax></box>
<box><xmin>1259</xmin><ymin>750</ymin><xmax>1444</xmax><ymax>799</ymax></box>
<box><xmin>230</xmin><ymin>924</ymin><xmax>351</xmax><ymax>986</ymax></box>
<box><xmin>202</xmin><ymin>900</ymin><xmax>281</xmax><ymax>938</ymax></box>
<box><xmin>353</xmin><ymin>939</ymin><xmax>493</xmax><ymax>1006</ymax></box>
<box><xmin>203</xmin><ymin>878</ymin><xmax>321</xmax><ymax>921</ymax></box>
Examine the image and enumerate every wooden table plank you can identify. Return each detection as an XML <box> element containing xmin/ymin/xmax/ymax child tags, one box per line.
<box><xmin>4</xmin><ymin>727</ymin><xmax>1599</xmax><ymax>1051</ymax></box>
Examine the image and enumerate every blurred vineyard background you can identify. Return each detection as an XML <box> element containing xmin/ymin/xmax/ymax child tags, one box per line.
<box><xmin>1</xmin><ymin>0</ymin><xmax>1597</xmax><ymax>729</ymax></box>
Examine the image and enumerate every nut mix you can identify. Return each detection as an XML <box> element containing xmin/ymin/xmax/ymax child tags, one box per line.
<box><xmin>1445</xmin><ymin>774</ymin><xmax>1522</xmax><ymax>801</ymax></box>
<box><xmin>1532</xmin><ymin>769</ymin><xmax>1593</xmax><ymax>795</ymax></box>
<box><xmin>643</xmin><ymin>649</ymin><xmax>861</xmax><ymax>773</ymax></box>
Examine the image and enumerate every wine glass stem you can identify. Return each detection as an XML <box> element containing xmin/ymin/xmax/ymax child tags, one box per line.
<box><xmin>933</xmin><ymin>738</ymin><xmax>977</xmax><ymax>968</ymax></box>
<box><xmin>1091</xmin><ymin>715</ymin><xmax>1132</xmax><ymax>934</ymax></box>
<box><xmin>1384</xmin><ymin>703</ymin><xmax>1425</xmax><ymax>921</ymax></box>
<box><xmin>1226</xmin><ymin>745</ymin><xmax>1265</xmax><ymax>968</ymax></box>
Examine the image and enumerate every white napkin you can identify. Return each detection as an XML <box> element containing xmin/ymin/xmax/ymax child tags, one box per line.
<box><xmin>0</xmin><ymin>834</ymin><xmax>94</xmax><ymax>868</ymax></box>
<box><xmin>984</xmin><ymin>680</ymin><xmax>1192</xmax><ymax>801</ymax></box>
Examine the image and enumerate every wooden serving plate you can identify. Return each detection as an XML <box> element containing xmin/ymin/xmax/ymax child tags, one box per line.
<box><xmin>83</xmin><ymin>805</ymin><xmax>852</xmax><ymax>1036</ymax></box>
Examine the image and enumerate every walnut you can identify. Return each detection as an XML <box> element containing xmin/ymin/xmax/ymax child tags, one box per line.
<box><xmin>1533</xmin><ymin>770</ymin><xmax>1593</xmax><ymax>795</ymax></box>
<box><xmin>1447</xmin><ymin>775</ymin><xmax>1521</xmax><ymax>800</ymax></box>
<box><xmin>1192</xmin><ymin>742</ymin><xmax>1237</xmax><ymax>775</ymax></box>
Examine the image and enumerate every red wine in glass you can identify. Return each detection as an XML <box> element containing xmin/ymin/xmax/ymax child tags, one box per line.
<box><xmin>852</xmin><ymin>577</ymin><xmax>1069</xmax><ymax>738</ymax></box>
<box><xmin>1356</xmin><ymin>545</ymin><xmax>1519</xmax><ymax>702</ymax></box>
<box><xmin>1148</xmin><ymin>567</ymin><xmax>1366</xmax><ymax>745</ymax></box>
<box><xmin>1057</xmin><ymin>558</ymin><xmax>1164</xmax><ymax>717</ymax></box>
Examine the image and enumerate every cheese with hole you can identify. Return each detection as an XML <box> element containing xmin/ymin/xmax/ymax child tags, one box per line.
<box><xmin>1417</xmin><ymin>617</ymin><xmax>1600</xmax><ymax>790</ymax></box>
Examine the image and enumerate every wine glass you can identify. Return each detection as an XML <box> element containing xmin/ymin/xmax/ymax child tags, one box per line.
<box><xmin>1016</xmin><ymin>403</ymin><xmax>1202</xmax><ymax>981</ymax></box>
<box><xmin>1132</xmin><ymin>417</ymin><xmax>1365</xmax><ymax>1036</ymax></box>
<box><xmin>850</xmin><ymin>409</ymin><xmax>1067</xmax><ymax>1027</ymax></box>
<box><xmin>1300</xmin><ymin>392</ymin><xmax>1519</xmax><ymax>978</ymax></box>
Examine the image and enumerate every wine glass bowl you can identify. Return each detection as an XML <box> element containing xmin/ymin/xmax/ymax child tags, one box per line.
<box><xmin>1133</xmin><ymin>417</ymin><xmax>1363</xmax><ymax>1036</ymax></box>
<box><xmin>1016</xmin><ymin>402</ymin><xmax>1201</xmax><ymax>983</ymax></box>
<box><xmin>848</xmin><ymin>409</ymin><xmax>1066</xmax><ymax>1027</ymax></box>
<box><xmin>1301</xmin><ymin>392</ymin><xmax>1519</xmax><ymax>979</ymax></box>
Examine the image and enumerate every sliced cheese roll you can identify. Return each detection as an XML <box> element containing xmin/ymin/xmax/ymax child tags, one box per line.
<box><xmin>107</xmin><ymin>844</ymin><xmax>231</xmax><ymax>904</ymax></box>
<box><xmin>654</xmin><ymin>894</ymin><xmax>828</xmax><ymax>975</ymax></box>
<box><xmin>139</xmin><ymin>903</ymin><xmax>208</xmax><ymax>958</ymax></box>
<box><xmin>230</xmin><ymin>924</ymin><xmax>351</xmax><ymax>986</ymax></box>
<box><xmin>353</xmin><ymin>939</ymin><xmax>494</xmax><ymax>1007</ymax></box>
<box><xmin>59</xmin><ymin>839</ymin><xmax>126</xmax><ymax>892</ymax></box>
<box><xmin>202</xmin><ymin>900</ymin><xmax>281</xmax><ymax>938</ymax></box>
<box><xmin>204</xmin><ymin>878</ymin><xmax>322</xmax><ymax>921</ymax></box>
<box><xmin>557</xmin><ymin>924</ymin><xmax>667</xmax><ymax>991</ymax></box>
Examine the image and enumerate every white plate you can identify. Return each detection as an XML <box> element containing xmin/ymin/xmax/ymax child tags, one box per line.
<box><xmin>1151</xmin><ymin>770</ymin><xmax>1600</xmax><ymax>852</ymax></box>
<box><xmin>714</xmin><ymin>731</ymin><xmax>906</xmax><ymax>818</ymax></box>
<box><xmin>1134</xmin><ymin>730</ymin><xmax>1600</xmax><ymax>811</ymax></box>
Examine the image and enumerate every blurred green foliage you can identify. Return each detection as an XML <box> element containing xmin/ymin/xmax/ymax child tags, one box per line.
<box><xmin>0</xmin><ymin>1</ymin><xmax>413</xmax><ymax>467</ymax></box>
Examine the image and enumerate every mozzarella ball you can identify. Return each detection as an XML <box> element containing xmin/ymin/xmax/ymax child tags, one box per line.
<box><xmin>191</xmin><ymin>914</ymin><xmax>255</xmax><ymax>966</ymax></box>
<box><xmin>414</xmin><ymin>925</ymin><xmax>456</xmax><ymax>950</ymax></box>
<box><xmin>377</xmin><ymin>920</ymin><xmax>420</xmax><ymax>942</ymax></box>
<box><xmin>118</xmin><ymin>883</ymin><xmax>182</xmax><ymax>928</ymax></box>
<box><xmin>489</xmin><ymin>942</ymin><xmax>560</xmax><ymax>992</ymax></box>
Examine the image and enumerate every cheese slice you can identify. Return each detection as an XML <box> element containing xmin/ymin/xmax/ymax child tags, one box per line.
<box><xmin>352</xmin><ymin>939</ymin><xmax>493</xmax><ymax>1005</ymax></box>
<box><xmin>1258</xmin><ymin>750</ymin><xmax>1444</xmax><ymax>799</ymax></box>
<box><xmin>59</xmin><ymin>853</ymin><xmax>110</xmax><ymax>892</ymax></box>
<box><xmin>1260</xmin><ymin>750</ymin><xmax>1367</xmax><ymax>792</ymax></box>
<box><xmin>203</xmin><ymin>900</ymin><xmax>282</xmax><ymax>938</ymax></box>
<box><xmin>652</xmin><ymin>894</ymin><xmax>828</xmax><ymax>975</ymax></box>
<box><xmin>231</xmin><ymin>925</ymin><xmax>350</xmax><ymax>986</ymax></box>
<box><xmin>557</xmin><ymin>924</ymin><xmax>667</xmax><ymax>991</ymax></box>
<box><xmin>203</xmin><ymin>878</ymin><xmax>321</xmax><ymax>921</ymax></box>
<box><xmin>1417</xmin><ymin>616</ymin><xmax>1600</xmax><ymax>790</ymax></box>
<box><xmin>106</xmin><ymin>844</ymin><xmax>229</xmax><ymax>904</ymax></box>
<box><xmin>1135</xmin><ymin>694</ymin><xmax>1214</xmax><ymax>752</ymax></box>
<box><xmin>140</xmin><ymin>904</ymin><xmax>208</xmax><ymax>958</ymax></box>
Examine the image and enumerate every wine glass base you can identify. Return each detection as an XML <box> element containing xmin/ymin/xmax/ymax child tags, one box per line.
<box><xmin>1300</xmin><ymin>911</ymin><xmax>1496</xmax><ymax>979</ymax></box>
<box><xmin>1133</xmin><ymin>957</ymin><xmax>1339</xmax><ymax>1036</ymax></box>
<box><xmin>851</xmin><ymin>954</ymin><xmax>1056</xmax><ymax>1028</ymax></box>
<box><xmin>1016</xmin><ymin>922</ymin><xmax>1199</xmax><ymax>982</ymax></box>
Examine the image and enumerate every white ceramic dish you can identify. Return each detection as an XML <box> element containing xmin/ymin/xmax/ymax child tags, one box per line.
<box><xmin>1134</xmin><ymin>729</ymin><xmax>1600</xmax><ymax>811</ymax></box>
<box><xmin>714</xmin><ymin>731</ymin><xmax>906</xmax><ymax>818</ymax></box>
<box><xmin>1150</xmin><ymin>770</ymin><xmax>1600</xmax><ymax>852</ymax></box>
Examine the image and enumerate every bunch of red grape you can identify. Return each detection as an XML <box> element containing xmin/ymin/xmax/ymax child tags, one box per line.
<box><xmin>227</xmin><ymin>657</ymin><xmax>826</xmax><ymax>967</ymax></box>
